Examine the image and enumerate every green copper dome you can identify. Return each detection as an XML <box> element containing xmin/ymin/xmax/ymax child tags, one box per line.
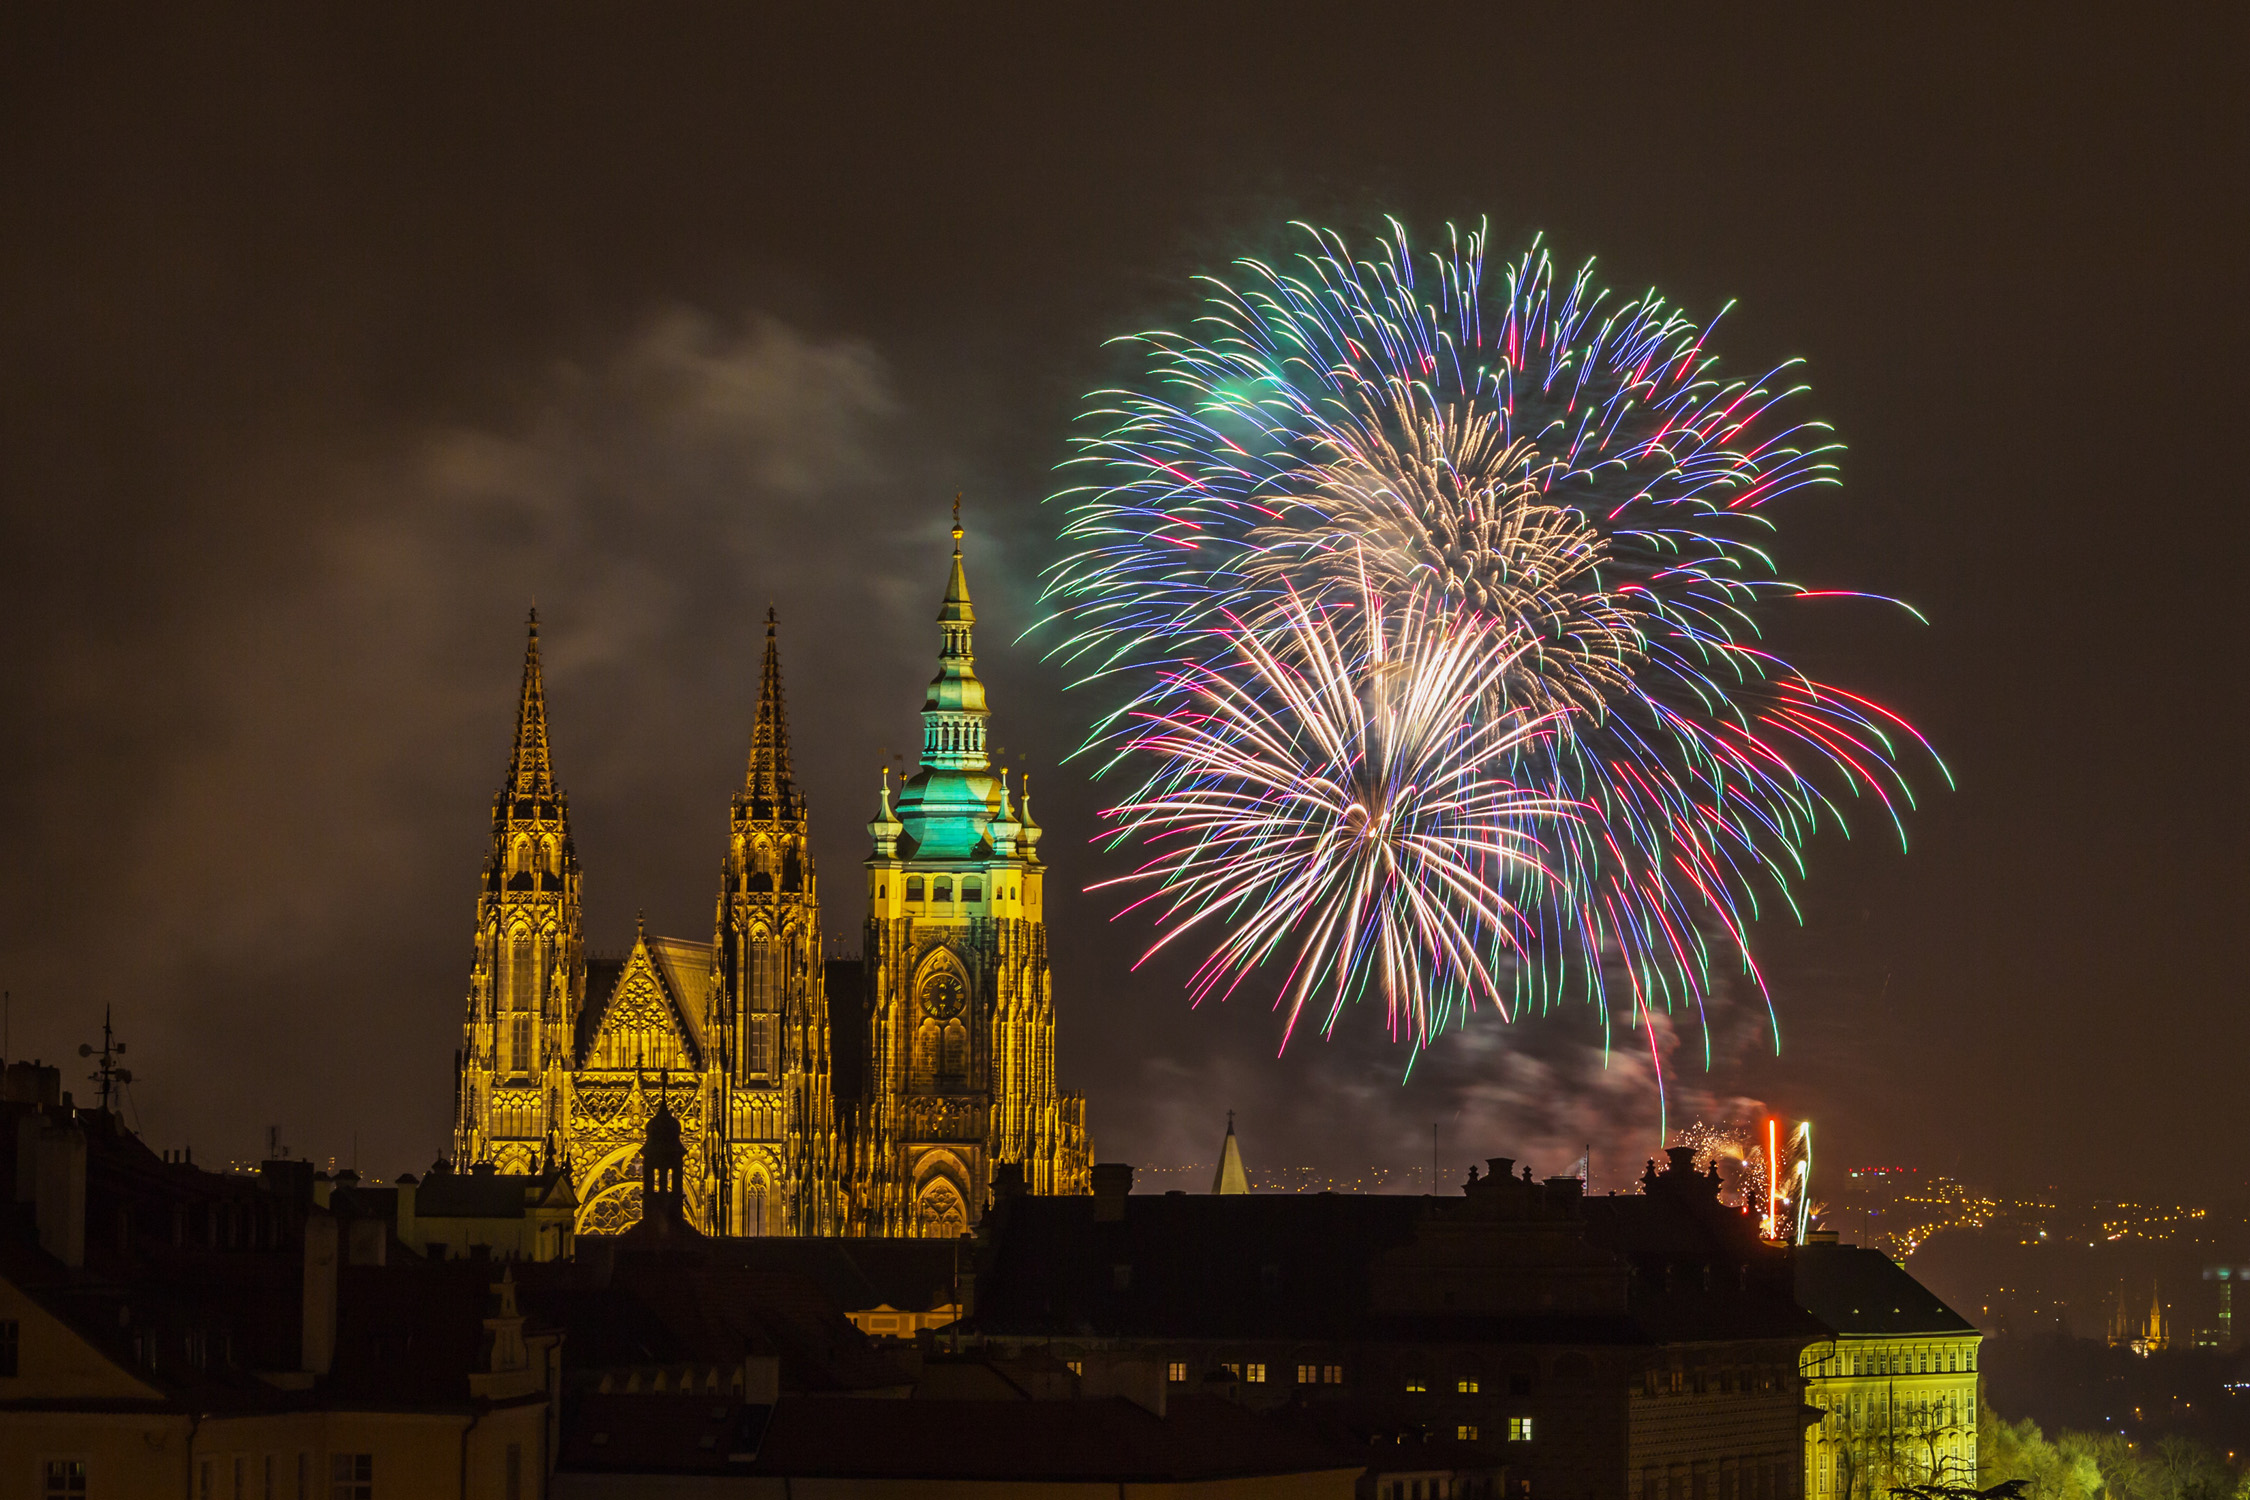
<box><xmin>886</xmin><ymin>518</ymin><xmax>1015</xmax><ymax>862</ymax></box>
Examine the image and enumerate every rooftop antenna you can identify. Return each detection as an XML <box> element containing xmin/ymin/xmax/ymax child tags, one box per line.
<box><xmin>76</xmin><ymin>1005</ymin><xmax>131</xmax><ymax>1113</ymax></box>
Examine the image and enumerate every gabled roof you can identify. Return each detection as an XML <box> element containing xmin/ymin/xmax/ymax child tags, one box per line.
<box><xmin>574</xmin><ymin>927</ymin><xmax>709</xmax><ymax>1070</ymax></box>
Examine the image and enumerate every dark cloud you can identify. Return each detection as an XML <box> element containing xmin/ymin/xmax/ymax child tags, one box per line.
<box><xmin>1</xmin><ymin>7</ymin><xmax>2244</xmax><ymax>1193</ymax></box>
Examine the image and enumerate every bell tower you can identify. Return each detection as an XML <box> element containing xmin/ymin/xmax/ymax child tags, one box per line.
<box><xmin>710</xmin><ymin>612</ymin><xmax>835</xmax><ymax>1234</ymax></box>
<box><xmin>853</xmin><ymin>508</ymin><xmax>1090</xmax><ymax>1235</ymax></box>
<box><xmin>455</xmin><ymin>611</ymin><xmax>584</xmax><ymax>1173</ymax></box>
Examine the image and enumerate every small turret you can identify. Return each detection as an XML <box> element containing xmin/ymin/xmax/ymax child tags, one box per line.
<box><xmin>1017</xmin><ymin>774</ymin><xmax>1043</xmax><ymax>864</ymax></box>
<box><xmin>642</xmin><ymin>1075</ymin><xmax>685</xmax><ymax>1224</ymax></box>
<box><xmin>989</xmin><ymin>771</ymin><xmax>1023</xmax><ymax>857</ymax></box>
<box><xmin>868</xmin><ymin>768</ymin><xmax>904</xmax><ymax>858</ymax></box>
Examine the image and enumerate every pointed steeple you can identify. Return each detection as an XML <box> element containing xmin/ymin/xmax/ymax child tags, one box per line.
<box><xmin>507</xmin><ymin>610</ymin><xmax>557</xmax><ymax>797</ymax></box>
<box><xmin>1213</xmin><ymin>1112</ymin><xmax>1249</xmax><ymax>1195</ymax></box>
<box><xmin>744</xmin><ymin>608</ymin><xmax>797</xmax><ymax>809</ymax></box>
<box><xmin>940</xmin><ymin>493</ymin><xmax>974</xmax><ymax>627</ymax></box>
<box><xmin>922</xmin><ymin>499</ymin><xmax>990</xmax><ymax>771</ymax></box>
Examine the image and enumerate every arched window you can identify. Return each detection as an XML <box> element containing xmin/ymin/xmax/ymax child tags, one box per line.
<box><xmin>746</xmin><ymin>1177</ymin><xmax>769</xmax><ymax>1236</ymax></box>
<box><xmin>940</xmin><ymin>1020</ymin><xmax>968</xmax><ymax>1084</ymax></box>
<box><xmin>934</xmin><ymin>877</ymin><xmax>953</xmax><ymax>902</ymax></box>
<box><xmin>917</xmin><ymin>1180</ymin><xmax>966</xmax><ymax>1239</ymax></box>
<box><xmin>906</xmin><ymin>876</ymin><xmax>923</xmax><ymax>901</ymax></box>
<box><xmin>510</xmin><ymin>933</ymin><xmax>535</xmax><ymax>1009</ymax></box>
<box><xmin>542</xmin><ymin>836</ymin><xmax>559</xmax><ymax>876</ymax></box>
<box><xmin>962</xmin><ymin>879</ymin><xmax>984</xmax><ymax>902</ymax></box>
<box><xmin>912</xmin><ymin>1020</ymin><xmax>942</xmax><ymax>1088</ymax></box>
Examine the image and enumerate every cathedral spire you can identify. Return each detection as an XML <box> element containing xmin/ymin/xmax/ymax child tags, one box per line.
<box><xmin>922</xmin><ymin>502</ymin><xmax>989</xmax><ymax>771</ymax></box>
<box><xmin>941</xmin><ymin>493</ymin><xmax>972</xmax><ymax>626</ymax></box>
<box><xmin>744</xmin><ymin>608</ymin><xmax>796</xmax><ymax>808</ymax></box>
<box><xmin>507</xmin><ymin>610</ymin><xmax>557</xmax><ymax>797</ymax></box>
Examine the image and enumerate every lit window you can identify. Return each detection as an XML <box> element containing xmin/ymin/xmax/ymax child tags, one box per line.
<box><xmin>1324</xmin><ymin>1364</ymin><xmax>1344</xmax><ymax>1384</ymax></box>
<box><xmin>1457</xmin><ymin>1424</ymin><xmax>1480</xmax><ymax>1441</ymax></box>
<box><xmin>1221</xmin><ymin>1362</ymin><xmax>1241</xmax><ymax>1377</ymax></box>
<box><xmin>1245</xmin><ymin>1363</ymin><xmax>1267</xmax><ymax>1383</ymax></box>
<box><xmin>42</xmin><ymin>1460</ymin><xmax>86</xmax><ymax>1499</ymax></box>
<box><xmin>1457</xmin><ymin>1378</ymin><xmax>1480</xmax><ymax>1394</ymax></box>
<box><xmin>1509</xmin><ymin>1417</ymin><xmax>1533</xmax><ymax>1441</ymax></box>
<box><xmin>1406</xmin><ymin>1377</ymin><xmax>1427</xmax><ymax>1393</ymax></box>
<box><xmin>331</xmin><ymin>1453</ymin><xmax>373</xmax><ymax>1500</ymax></box>
<box><xmin>1168</xmin><ymin>1362</ymin><xmax>1188</xmax><ymax>1383</ymax></box>
<box><xmin>1297</xmin><ymin>1364</ymin><xmax>1318</xmax><ymax>1384</ymax></box>
<box><xmin>1066</xmin><ymin>1360</ymin><xmax>1082</xmax><ymax>1375</ymax></box>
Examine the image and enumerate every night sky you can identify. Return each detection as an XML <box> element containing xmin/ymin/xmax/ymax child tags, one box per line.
<box><xmin>2</xmin><ymin>9</ymin><xmax>2242</xmax><ymax>1197</ymax></box>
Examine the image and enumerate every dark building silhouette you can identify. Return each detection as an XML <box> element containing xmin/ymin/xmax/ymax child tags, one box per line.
<box><xmin>959</xmin><ymin>1147</ymin><xmax>1832</xmax><ymax>1500</ymax></box>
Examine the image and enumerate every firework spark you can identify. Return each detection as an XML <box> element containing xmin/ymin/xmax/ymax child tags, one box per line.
<box><xmin>1095</xmin><ymin>583</ymin><xmax>1577</xmax><ymax>1049</ymax></box>
<box><xmin>1047</xmin><ymin>219</ymin><xmax>1942</xmax><ymax>1063</ymax></box>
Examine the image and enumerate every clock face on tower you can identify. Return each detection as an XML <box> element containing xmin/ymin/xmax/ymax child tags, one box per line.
<box><xmin>919</xmin><ymin>971</ymin><xmax>967</xmax><ymax>1020</ymax></box>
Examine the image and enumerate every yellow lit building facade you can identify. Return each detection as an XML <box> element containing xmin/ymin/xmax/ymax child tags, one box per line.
<box><xmin>1794</xmin><ymin>1239</ymin><xmax>1981</xmax><ymax>1500</ymax></box>
<box><xmin>451</xmin><ymin>527</ymin><xmax>1087</xmax><ymax>1238</ymax></box>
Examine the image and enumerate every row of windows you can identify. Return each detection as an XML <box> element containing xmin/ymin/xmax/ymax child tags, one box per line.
<box><xmin>1818</xmin><ymin>1345</ymin><xmax>1974</xmax><ymax>1376</ymax></box>
<box><xmin>505</xmin><ymin>835</ymin><xmax>562</xmax><ymax>878</ymax></box>
<box><xmin>898</xmin><ymin>876</ymin><xmax>1008</xmax><ymax>903</ymax></box>
<box><xmin>1643</xmin><ymin>1458</ymin><xmax>1794</xmax><ymax>1500</ymax></box>
<box><xmin>193</xmin><ymin>1452</ymin><xmax>340</xmax><ymax>1499</ymax></box>
<box><xmin>1386</xmin><ymin>1481</ymin><xmax>1514</xmax><ymax>1500</ymax></box>
<box><xmin>184</xmin><ymin>1444</ymin><xmax>525</xmax><ymax>1500</ymax></box>
<box><xmin>1643</xmin><ymin>1364</ymin><xmax>1786</xmax><ymax>1397</ymax></box>
<box><xmin>1406</xmin><ymin>1375</ymin><xmax>1535</xmax><ymax>1396</ymax></box>
<box><xmin>927</xmin><ymin>716</ymin><xmax>983</xmax><ymax>754</ymax></box>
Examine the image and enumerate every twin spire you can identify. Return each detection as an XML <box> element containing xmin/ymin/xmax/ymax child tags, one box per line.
<box><xmin>502</xmin><ymin>604</ymin><xmax>799</xmax><ymax>809</ymax></box>
<box><xmin>743</xmin><ymin>607</ymin><xmax>798</xmax><ymax>810</ymax></box>
<box><xmin>507</xmin><ymin>610</ymin><xmax>557</xmax><ymax>799</ymax></box>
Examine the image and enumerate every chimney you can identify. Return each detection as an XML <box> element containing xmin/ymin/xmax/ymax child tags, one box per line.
<box><xmin>32</xmin><ymin>1115</ymin><xmax>86</xmax><ymax>1268</ymax></box>
<box><xmin>301</xmin><ymin>1210</ymin><xmax>337</xmax><ymax>1375</ymax></box>
<box><xmin>1092</xmin><ymin>1162</ymin><xmax>1133</xmax><ymax>1222</ymax></box>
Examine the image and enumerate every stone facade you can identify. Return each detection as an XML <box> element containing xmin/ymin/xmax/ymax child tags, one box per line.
<box><xmin>452</xmin><ymin>528</ymin><xmax>1087</xmax><ymax>1237</ymax></box>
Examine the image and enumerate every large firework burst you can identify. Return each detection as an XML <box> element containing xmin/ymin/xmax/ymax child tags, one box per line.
<box><xmin>1096</xmin><ymin>581</ymin><xmax>1577</xmax><ymax>1048</ymax></box>
<box><xmin>1048</xmin><ymin>220</ymin><xmax>1941</xmax><ymax>1060</ymax></box>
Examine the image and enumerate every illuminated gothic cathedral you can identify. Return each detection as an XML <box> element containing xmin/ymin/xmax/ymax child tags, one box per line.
<box><xmin>450</xmin><ymin>522</ymin><xmax>1091</xmax><ymax>1237</ymax></box>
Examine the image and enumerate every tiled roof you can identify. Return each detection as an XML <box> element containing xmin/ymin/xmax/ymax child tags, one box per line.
<box><xmin>1792</xmin><ymin>1243</ymin><xmax>1976</xmax><ymax>1336</ymax></box>
<box><xmin>967</xmin><ymin>1186</ymin><xmax>1826</xmax><ymax>1348</ymax></box>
